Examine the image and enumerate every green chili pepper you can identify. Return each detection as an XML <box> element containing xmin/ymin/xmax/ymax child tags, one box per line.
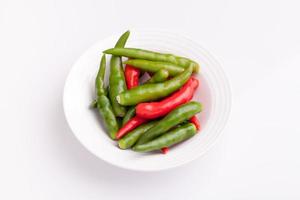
<box><xmin>96</xmin><ymin>54</ymin><xmax>106</xmax><ymax>96</ymax></box>
<box><xmin>133</xmin><ymin>123</ymin><xmax>196</xmax><ymax>152</ymax></box>
<box><xmin>103</xmin><ymin>47</ymin><xmax>199</xmax><ymax>72</ymax></box>
<box><xmin>97</xmin><ymin>96</ymin><xmax>119</xmax><ymax>139</ymax></box>
<box><xmin>135</xmin><ymin>101</ymin><xmax>202</xmax><ymax>146</ymax></box>
<box><xmin>96</xmin><ymin>55</ymin><xmax>119</xmax><ymax>139</ymax></box>
<box><xmin>118</xmin><ymin>121</ymin><xmax>157</xmax><ymax>149</ymax></box>
<box><xmin>122</xmin><ymin>107</ymin><xmax>136</xmax><ymax>126</ymax></box>
<box><xmin>124</xmin><ymin>59</ymin><xmax>183</xmax><ymax>76</ymax></box>
<box><xmin>116</xmin><ymin>65</ymin><xmax>193</xmax><ymax>106</ymax></box>
<box><xmin>90</xmin><ymin>86</ymin><xmax>109</xmax><ymax>108</ymax></box>
<box><xmin>109</xmin><ymin>31</ymin><xmax>130</xmax><ymax>117</ymax></box>
<box><xmin>146</xmin><ymin>69</ymin><xmax>169</xmax><ymax>84</ymax></box>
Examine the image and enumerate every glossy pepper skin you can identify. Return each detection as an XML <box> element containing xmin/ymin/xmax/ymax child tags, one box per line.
<box><xmin>97</xmin><ymin>96</ymin><xmax>119</xmax><ymax>139</ymax></box>
<box><xmin>135</xmin><ymin>101</ymin><xmax>202</xmax><ymax>146</ymax></box>
<box><xmin>161</xmin><ymin>147</ymin><xmax>169</xmax><ymax>154</ymax></box>
<box><xmin>116</xmin><ymin>116</ymin><xmax>148</xmax><ymax>139</ymax></box>
<box><xmin>122</xmin><ymin>107</ymin><xmax>135</xmax><ymax>126</ymax></box>
<box><xmin>103</xmin><ymin>47</ymin><xmax>200</xmax><ymax>72</ymax></box>
<box><xmin>136</xmin><ymin>77</ymin><xmax>199</xmax><ymax>119</ymax></box>
<box><xmin>133</xmin><ymin>123</ymin><xmax>196</xmax><ymax>152</ymax></box>
<box><xmin>189</xmin><ymin>116</ymin><xmax>201</xmax><ymax>130</ymax></box>
<box><xmin>109</xmin><ymin>31</ymin><xmax>130</xmax><ymax>117</ymax></box>
<box><xmin>118</xmin><ymin>121</ymin><xmax>157</xmax><ymax>149</ymax></box>
<box><xmin>145</xmin><ymin>69</ymin><xmax>169</xmax><ymax>84</ymax></box>
<box><xmin>116</xmin><ymin>66</ymin><xmax>193</xmax><ymax>106</ymax></box>
<box><xmin>125</xmin><ymin>64</ymin><xmax>140</xmax><ymax>89</ymax></box>
<box><xmin>96</xmin><ymin>55</ymin><xmax>119</xmax><ymax>139</ymax></box>
<box><xmin>124</xmin><ymin>59</ymin><xmax>184</xmax><ymax>76</ymax></box>
<box><xmin>96</xmin><ymin>56</ymin><xmax>106</xmax><ymax>96</ymax></box>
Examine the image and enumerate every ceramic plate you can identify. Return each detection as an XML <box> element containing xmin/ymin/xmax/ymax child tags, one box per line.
<box><xmin>63</xmin><ymin>30</ymin><xmax>231</xmax><ymax>171</ymax></box>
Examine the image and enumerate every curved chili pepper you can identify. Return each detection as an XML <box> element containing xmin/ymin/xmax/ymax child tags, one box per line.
<box><xmin>189</xmin><ymin>115</ymin><xmax>201</xmax><ymax>130</ymax></box>
<box><xmin>104</xmin><ymin>47</ymin><xmax>200</xmax><ymax>72</ymax></box>
<box><xmin>133</xmin><ymin>123</ymin><xmax>197</xmax><ymax>152</ymax></box>
<box><xmin>95</xmin><ymin>55</ymin><xmax>118</xmax><ymax>139</ymax></box>
<box><xmin>125</xmin><ymin>64</ymin><xmax>140</xmax><ymax>89</ymax></box>
<box><xmin>116</xmin><ymin>116</ymin><xmax>148</xmax><ymax>139</ymax></box>
<box><xmin>109</xmin><ymin>31</ymin><xmax>130</xmax><ymax>117</ymax></box>
<box><xmin>136</xmin><ymin>77</ymin><xmax>199</xmax><ymax>119</ymax></box>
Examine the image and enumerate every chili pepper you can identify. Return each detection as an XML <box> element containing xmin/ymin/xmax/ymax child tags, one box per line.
<box><xmin>136</xmin><ymin>77</ymin><xmax>199</xmax><ymax>119</ymax></box>
<box><xmin>125</xmin><ymin>64</ymin><xmax>140</xmax><ymax>89</ymax></box>
<box><xmin>116</xmin><ymin>116</ymin><xmax>148</xmax><ymax>139</ymax></box>
<box><xmin>122</xmin><ymin>107</ymin><xmax>136</xmax><ymax>126</ymax></box>
<box><xmin>97</xmin><ymin>96</ymin><xmax>119</xmax><ymax>139</ymax></box>
<box><xmin>133</xmin><ymin>123</ymin><xmax>196</xmax><ymax>152</ymax></box>
<box><xmin>161</xmin><ymin>147</ymin><xmax>169</xmax><ymax>154</ymax></box>
<box><xmin>90</xmin><ymin>85</ymin><xmax>109</xmax><ymax>109</ymax></box>
<box><xmin>189</xmin><ymin>115</ymin><xmax>201</xmax><ymax>130</ymax></box>
<box><xmin>159</xmin><ymin>122</ymin><xmax>190</xmax><ymax>153</ymax></box>
<box><xmin>116</xmin><ymin>65</ymin><xmax>193</xmax><ymax>106</ymax></box>
<box><xmin>96</xmin><ymin>53</ymin><xmax>106</xmax><ymax>96</ymax></box>
<box><xmin>109</xmin><ymin>31</ymin><xmax>130</xmax><ymax>117</ymax></box>
<box><xmin>118</xmin><ymin>121</ymin><xmax>157</xmax><ymax>149</ymax></box>
<box><xmin>145</xmin><ymin>69</ymin><xmax>169</xmax><ymax>84</ymax></box>
<box><xmin>135</xmin><ymin>101</ymin><xmax>202</xmax><ymax>146</ymax></box>
<box><xmin>124</xmin><ymin>59</ymin><xmax>184</xmax><ymax>76</ymax></box>
<box><xmin>103</xmin><ymin>47</ymin><xmax>199</xmax><ymax>72</ymax></box>
<box><xmin>95</xmin><ymin>55</ymin><xmax>119</xmax><ymax>139</ymax></box>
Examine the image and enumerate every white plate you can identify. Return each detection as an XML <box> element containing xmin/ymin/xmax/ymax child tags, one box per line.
<box><xmin>63</xmin><ymin>30</ymin><xmax>231</xmax><ymax>171</ymax></box>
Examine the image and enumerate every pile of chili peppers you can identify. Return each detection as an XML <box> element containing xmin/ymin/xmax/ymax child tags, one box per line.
<box><xmin>92</xmin><ymin>30</ymin><xmax>203</xmax><ymax>154</ymax></box>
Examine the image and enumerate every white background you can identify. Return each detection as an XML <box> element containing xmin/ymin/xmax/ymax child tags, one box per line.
<box><xmin>1</xmin><ymin>0</ymin><xmax>300</xmax><ymax>199</ymax></box>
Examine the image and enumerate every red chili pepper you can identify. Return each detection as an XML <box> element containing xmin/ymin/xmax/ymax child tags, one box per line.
<box><xmin>116</xmin><ymin>116</ymin><xmax>148</xmax><ymax>139</ymax></box>
<box><xmin>189</xmin><ymin>116</ymin><xmax>201</xmax><ymax>130</ymax></box>
<box><xmin>125</xmin><ymin>64</ymin><xmax>140</xmax><ymax>89</ymax></box>
<box><xmin>161</xmin><ymin>147</ymin><xmax>169</xmax><ymax>154</ymax></box>
<box><xmin>136</xmin><ymin>77</ymin><xmax>199</xmax><ymax>119</ymax></box>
